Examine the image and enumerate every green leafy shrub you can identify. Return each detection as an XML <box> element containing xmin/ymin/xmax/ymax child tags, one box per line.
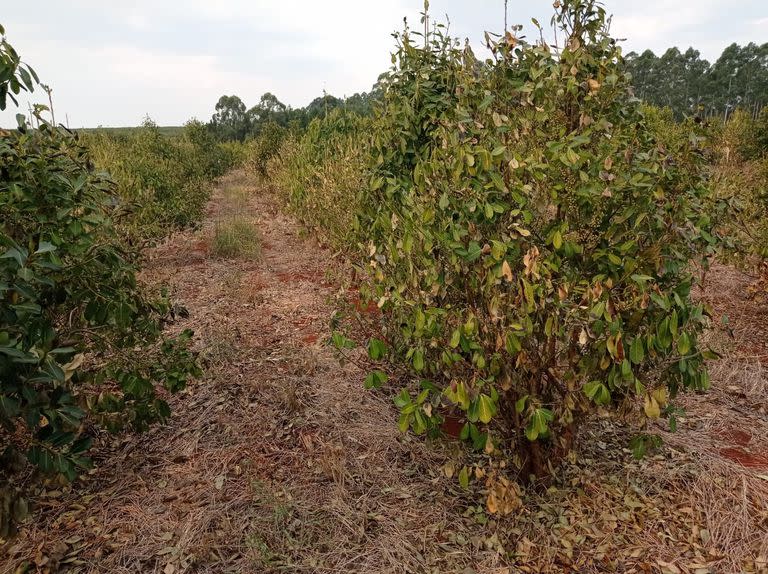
<box><xmin>1</xmin><ymin>27</ymin><xmax>200</xmax><ymax>536</ymax></box>
<box><xmin>721</xmin><ymin>107</ymin><xmax>768</xmax><ymax>162</ymax></box>
<box><xmin>283</xmin><ymin>1</ymin><xmax>720</xmax><ymax>483</ymax></box>
<box><xmin>245</xmin><ymin>121</ymin><xmax>288</xmax><ymax>177</ymax></box>
<box><xmin>0</xmin><ymin>120</ymin><xmax>201</xmax><ymax>527</ymax></box>
<box><xmin>755</xmin><ymin>107</ymin><xmax>768</xmax><ymax>157</ymax></box>
<box><xmin>273</xmin><ymin>108</ymin><xmax>370</xmax><ymax>244</ymax></box>
<box><xmin>363</xmin><ymin>2</ymin><xmax>719</xmax><ymax>478</ymax></box>
<box><xmin>183</xmin><ymin>118</ymin><xmax>243</xmax><ymax>178</ymax></box>
<box><xmin>705</xmin><ymin>109</ymin><xmax>768</xmax><ymax>261</ymax></box>
<box><xmin>85</xmin><ymin>118</ymin><xmax>240</xmax><ymax>242</ymax></box>
<box><xmin>642</xmin><ymin>105</ymin><xmax>696</xmax><ymax>152</ymax></box>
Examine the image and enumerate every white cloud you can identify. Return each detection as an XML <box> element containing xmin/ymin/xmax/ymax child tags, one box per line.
<box><xmin>609</xmin><ymin>0</ymin><xmax>722</xmax><ymax>55</ymax></box>
<box><xmin>3</xmin><ymin>41</ymin><xmax>277</xmax><ymax>127</ymax></box>
<box><xmin>1</xmin><ymin>0</ymin><xmax>764</xmax><ymax>126</ymax></box>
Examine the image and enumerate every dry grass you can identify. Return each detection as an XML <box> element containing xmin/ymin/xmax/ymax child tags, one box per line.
<box><xmin>210</xmin><ymin>183</ymin><xmax>261</xmax><ymax>260</ymax></box>
<box><xmin>3</xmin><ymin>173</ymin><xmax>768</xmax><ymax>574</ymax></box>
<box><xmin>220</xmin><ymin>184</ymin><xmax>250</xmax><ymax>213</ymax></box>
<box><xmin>211</xmin><ymin>216</ymin><xmax>261</xmax><ymax>260</ymax></box>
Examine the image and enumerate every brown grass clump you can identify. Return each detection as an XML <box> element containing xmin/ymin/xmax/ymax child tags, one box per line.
<box><xmin>211</xmin><ymin>217</ymin><xmax>260</xmax><ymax>260</ymax></box>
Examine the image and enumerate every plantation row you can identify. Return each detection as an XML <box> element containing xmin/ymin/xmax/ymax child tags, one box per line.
<box><xmin>271</xmin><ymin>0</ymin><xmax>767</xmax><ymax>499</ymax></box>
<box><xmin>0</xmin><ymin>27</ymin><xmax>250</xmax><ymax>534</ymax></box>
<box><xmin>2</xmin><ymin>0</ymin><xmax>768</xmax><ymax>543</ymax></box>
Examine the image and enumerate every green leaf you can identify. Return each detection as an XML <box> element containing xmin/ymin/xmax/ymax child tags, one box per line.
<box><xmin>412</xmin><ymin>410</ymin><xmax>427</xmax><ymax>434</ymax></box>
<box><xmin>331</xmin><ymin>332</ymin><xmax>355</xmax><ymax>349</ymax></box>
<box><xmin>394</xmin><ymin>389</ymin><xmax>411</xmax><ymax>408</ymax></box>
<box><xmin>505</xmin><ymin>332</ymin><xmax>521</xmax><ymax>355</ymax></box>
<box><xmin>458</xmin><ymin>466</ymin><xmax>470</xmax><ymax>489</ymax></box>
<box><xmin>621</xmin><ymin>358</ymin><xmax>632</xmax><ymax>379</ymax></box>
<box><xmin>629</xmin><ymin>436</ymin><xmax>647</xmax><ymax>459</ymax></box>
<box><xmin>34</xmin><ymin>241</ymin><xmax>57</xmax><ymax>254</ymax></box>
<box><xmin>656</xmin><ymin>317</ymin><xmax>672</xmax><ymax>349</ymax></box>
<box><xmin>364</xmin><ymin>370</ymin><xmax>388</xmax><ymax>389</ymax></box>
<box><xmin>590</xmin><ymin>301</ymin><xmax>606</xmax><ymax>318</ymax></box>
<box><xmin>413</xmin><ymin>349</ymin><xmax>425</xmax><ymax>371</ymax></box>
<box><xmin>445</xmin><ymin>381</ymin><xmax>471</xmax><ymax>411</ymax></box>
<box><xmin>670</xmin><ymin>310</ymin><xmax>679</xmax><ymax>339</ymax></box>
<box><xmin>629</xmin><ymin>337</ymin><xmax>644</xmax><ymax>364</ymax></box>
<box><xmin>522</xmin><ymin>279</ymin><xmax>535</xmax><ymax>307</ymax></box>
<box><xmin>367</xmin><ymin>338</ymin><xmax>387</xmax><ymax>360</ymax></box>
<box><xmin>525</xmin><ymin>408</ymin><xmax>553</xmax><ymax>441</ymax></box>
<box><xmin>583</xmin><ymin>381</ymin><xmax>610</xmax><ymax>405</ymax></box>
<box><xmin>631</xmin><ymin>274</ymin><xmax>654</xmax><ymax>285</ymax></box>
<box><xmin>476</xmin><ymin>394</ymin><xmax>496</xmax><ymax>424</ymax></box>
<box><xmin>465</xmin><ymin>241</ymin><xmax>482</xmax><ymax>262</ymax></box>
<box><xmin>1</xmin><ymin>247</ymin><xmax>27</xmax><ymax>267</ymax></box>
<box><xmin>677</xmin><ymin>332</ymin><xmax>691</xmax><ymax>356</ymax></box>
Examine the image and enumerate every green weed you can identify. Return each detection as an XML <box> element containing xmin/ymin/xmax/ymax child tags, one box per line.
<box><xmin>212</xmin><ymin>217</ymin><xmax>261</xmax><ymax>259</ymax></box>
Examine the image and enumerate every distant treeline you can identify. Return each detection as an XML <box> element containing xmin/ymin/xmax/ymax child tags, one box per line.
<box><xmin>625</xmin><ymin>42</ymin><xmax>768</xmax><ymax>120</ymax></box>
<box><xmin>79</xmin><ymin>125</ymin><xmax>184</xmax><ymax>137</ymax></box>
<box><xmin>207</xmin><ymin>41</ymin><xmax>768</xmax><ymax>143</ymax></box>
<box><xmin>207</xmin><ymin>77</ymin><xmax>384</xmax><ymax>142</ymax></box>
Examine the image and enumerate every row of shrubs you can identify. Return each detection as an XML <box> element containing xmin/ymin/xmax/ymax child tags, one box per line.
<box><xmin>1</xmin><ymin>28</ymin><xmax>242</xmax><ymax>536</ymax></box>
<box><xmin>272</xmin><ymin>0</ymin><xmax>724</xmax><ymax>491</ymax></box>
<box><xmin>712</xmin><ymin>110</ymin><xmax>768</xmax><ymax>260</ymax></box>
<box><xmin>642</xmin><ymin>105</ymin><xmax>768</xmax><ymax>261</ymax></box>
<box><xmin>84</xmin><ymin>119</ymin><xmax>242</xmax><ymax>242</ymax></box>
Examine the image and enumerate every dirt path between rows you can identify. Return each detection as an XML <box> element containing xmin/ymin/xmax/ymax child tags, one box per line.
<box><xmin>3</xmin><ymin>172</ymin><xmax>768</xmax><ymax>574</ymax></box>
<box><xmin>2</xmin><ymin>173</ymin><xmax>495</xmax><ymax>574</ymax></box>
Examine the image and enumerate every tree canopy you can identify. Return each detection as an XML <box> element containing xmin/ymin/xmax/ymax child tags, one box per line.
<box><xmin>207</xmin><ymin>76</ymin><xmax>387</xmax><ymax>141</ymax></box>
<box><xmin>626</xmin><ymin>42</ymin><xmax>768</xmax><ymax>119</ymax></box>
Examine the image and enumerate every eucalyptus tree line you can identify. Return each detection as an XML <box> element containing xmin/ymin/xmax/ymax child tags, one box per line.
<box><xmin>626</xmin><ymin>42</ymin><xmax>768</xmax><ymax>120</ymax></box>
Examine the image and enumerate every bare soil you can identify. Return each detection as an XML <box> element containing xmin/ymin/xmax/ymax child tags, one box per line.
<box><xmin>2</xmin><ymin>173</ymin><xmax>767</xmax><ymax>574</ymax></box>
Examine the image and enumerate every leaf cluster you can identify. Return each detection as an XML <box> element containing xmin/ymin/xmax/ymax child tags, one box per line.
<box><xmin>0</xmin><ymin>28</ymin><xmax>203</xmax><ymax>535</ymax></box>
<box><xmin>281</xmin><ymin>0</ymin><xmax>721</xmax><ymax>481</ymax></box>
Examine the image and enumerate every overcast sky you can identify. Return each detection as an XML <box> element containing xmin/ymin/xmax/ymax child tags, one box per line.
<box><xmin>1</xmin><ymin>1</ymin><xmax>765</xmax><ymax>127</ymax></box>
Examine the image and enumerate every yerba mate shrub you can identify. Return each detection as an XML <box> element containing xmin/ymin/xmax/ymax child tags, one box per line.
<box><xmin>85</xmin><ymin>118</ymin><xmax>236</xmax><ymax>243</ymax></box>
<box><xmin>360</xmin><ymin>1</ymin><xmax>718</xmax><ymax>482</ymax></box>
<box><xmin>711</xmin><ymin>109</ymin><xmax>768</xmax><ymax>262</ymax></box>
<box><xmin>1</xmin><ymin>26</ymin><xmax>199</xmax><ymax>536</ymax></box>
<box><xmin>274</xmin><ymin>109</ymin><xmax>371</xmax><ymax>246</ymax></box>
<box><xmin>245</xmin><ymin>120</ymin><xmax>287</xmax><ymax>178</ymax></box>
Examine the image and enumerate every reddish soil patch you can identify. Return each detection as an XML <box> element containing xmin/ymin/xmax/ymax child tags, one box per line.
<box><xmin>347</xmin><ymin>287</ymin><xmax>381</xmax><ymax>318</ymax></box>
<box><xmin>714</xmin><ymin>428</ymin><xmax>753</xmax><ymax>446</ymax></box>
<box><xmin>276</xmin><ymin>270</ymin><xmax>323</xmax><ymax>284</ymax></box>
<box><xmin>302</xmin><ymin>333</ymin><xmax>320</xmax><ymax>345</ymax></box>
<box><xmin>353</xmin><ymin>298</ymin><xmax>380</xmax><ymax>317</ymax></box>
<box><xmin>719</xmin><ymin>447</ymin><xmax>768</xmax><ymax>469</ymax></box>
<box><xmin>701</xmin><ymin>263</ymin><xmax>768</xmax><ymax>361</ymax></box>
<box><xmin>191</xmin><ymin>239</ymin><xmax>209</xmax><ymax>253</ymax></box>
